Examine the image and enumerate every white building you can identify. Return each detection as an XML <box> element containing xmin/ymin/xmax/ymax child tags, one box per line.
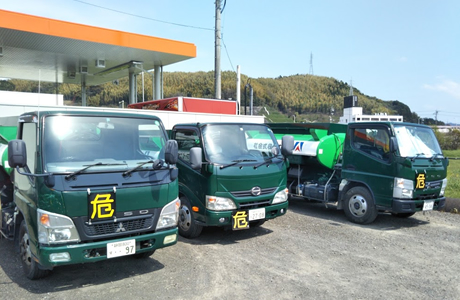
<box><xmin>339</xmin><ymin>95</ymin><xmax>403</xmax><ymax>124</ymax></box>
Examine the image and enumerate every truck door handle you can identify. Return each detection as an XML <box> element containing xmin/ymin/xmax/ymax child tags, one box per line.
<box><xmin>345</xmin><ymin>164</ymin><xmax>355</xmax><ymax>171</ymax></box>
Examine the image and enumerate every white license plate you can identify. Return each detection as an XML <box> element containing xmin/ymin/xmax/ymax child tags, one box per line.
<box><xmin>423</xmin><ymin>200</ymin><xmax>434</xmax><ymax>211</ymax></box>
<box><xmin>107</xmin><ymin>239</ymin><xmax>136</xmax><ymax>258</ymax></box>
<box><xmin>248</xmin><ymin>208</ymin><xmax>265</xmax><ymax>221</ymax></box>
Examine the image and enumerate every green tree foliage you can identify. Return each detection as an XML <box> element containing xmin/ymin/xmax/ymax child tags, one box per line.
<box><xmin>161</xmin><ymin>72</ymin><xmax>404</xmax><ymax>118</ymax></box>
<box><xmin>2</xmin><ymin>72</ymin><xmax>423</xmax><ymax>123</ymax></box>
<box><xmin>436</xmin><ymin>129</ymin><xmax>460</xmax><ymax>150</ymax></box>
<box><xmin>0</xmin><ymin>80</ymin><xmax>15</xmax><ymax>91</ymax></box>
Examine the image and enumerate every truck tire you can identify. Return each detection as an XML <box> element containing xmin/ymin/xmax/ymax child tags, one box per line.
<box><xmin>178</xmin><ymin>196</ymin><xmax>203</xmax><ymax>239</ymax></box>
<box><xmin>18</xmin><ymin>220</ymin><xmax>50</xmax><ymax>280</ymax></box>
<box><xmin>343</xmin><ymin>186</ymin><xmax>378</xmax><ymax>224</ymax></box>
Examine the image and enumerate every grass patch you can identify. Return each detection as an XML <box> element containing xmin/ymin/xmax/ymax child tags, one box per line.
<box><xmin>444</xmin><ymin>150</ymin><xmax>460</xmax><ymax>199</ymax></box>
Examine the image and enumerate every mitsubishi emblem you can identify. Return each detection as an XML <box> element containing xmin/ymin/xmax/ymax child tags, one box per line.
<box><xmin>116</xmin><ymin>223</ymin><xmax>126</xmax><ymax>233</ymax></box>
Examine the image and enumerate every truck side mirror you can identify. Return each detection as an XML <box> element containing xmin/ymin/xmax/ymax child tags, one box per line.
<box><xmin>389</xmin><ymin>137</ymin><xmax>397</xmax><ymax>153</ymax></box>
<box><xmin>169</xmin><ymin>168</ymin><xmax>179</xmax><ymax>181</ymax></box>
<box><xmin>190</xmin><ymin>147</ymin><xmax>202</xmax><ymax>170</ymax></box>
<box><xmin>281</xmin><ymin>135</ymin><xmax>294</xmax><ymax>156</ymax></box>
<box><xmin>8</xmin><ymin>139</ymin><xmax>27</xmax><ymax>168</ymax></box>
<box><xmin>164</xmin><ymin>140</ymin><xmax>178</xmax><ymax>164</ymax></box>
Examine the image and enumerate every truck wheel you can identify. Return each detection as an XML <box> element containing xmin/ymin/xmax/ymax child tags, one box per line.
<box><xmin>391</xmin><ymin>212</ymin><xmax>415</xmax><ymax>218</ymax></box>
<box><xmin>18</xmin><ymin>220</ymin><xmax>50</xmax><ymax>279</ymax></box>
<box><xmin>178</xmin><ymin>197</ymin><xmax>203</xmax><ymax>238</ymax></box>
<box><xmin>343</xmin><ymin>187</ymin><xmax>378</xmax><ymax>224</ymax></box>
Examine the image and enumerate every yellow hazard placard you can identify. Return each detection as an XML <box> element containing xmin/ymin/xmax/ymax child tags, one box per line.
<box><xmin>88</xmin><ymin>192</ymin><xmax>116</xmax><ymax>221</ymax></box>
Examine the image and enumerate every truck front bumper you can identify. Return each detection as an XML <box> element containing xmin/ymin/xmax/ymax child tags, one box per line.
<box><xmin>392</xmin><ymin>197</ymin><xmax>446</xmax><ymax>213</ymax></box>
<box><xmin>36</xmin><ymin>227</ymin><xmax>177</xmax><ymax>269</ymax></box>
<box><xmin>200</xmin><ymin>201</ymin><xmax>288</xmax><ymax>227</ymax></box>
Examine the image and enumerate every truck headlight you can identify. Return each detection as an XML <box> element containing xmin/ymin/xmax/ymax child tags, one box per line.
<box><xmin>157</xmin><ymin>198</ymin><xmax>180</xmax><ymax>230</ymax></box>
<box><xmin>272</xmin><ymin>188</ymin><xmax>288</xmax><ymax>204</ymax></box>
<box><xmin>206</xmin><ymin>195</ymin><xmax>236</xmax><ymax>211</ymax></box>
<box><xmin>393</xmin><ymin>177</ymin><xmax>414</xmax><ymax>199</ymax></box>
<box><xmin>439</xmin><ymin>178</ymin><xmax>448</xmax><ymax>196</ymax></box>
<box><xmin>37</xmin><ymin>209</ymin><xmax>80</xmax><ymax>244</ymax></box>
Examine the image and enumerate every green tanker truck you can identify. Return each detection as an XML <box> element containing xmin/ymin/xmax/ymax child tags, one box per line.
<box><xmin>268</xmin><ymin>121</ymin><xmax>448</xmax><ymax>224</ymax></box>
<box><xmin>170</xmin><ymin>122</ymin><xmax>293</xmax><ymax>238</ymax></box>
<box><xmin>0</xmin><ymin>109</ymin><xmax>180</xmax><ymax>279</ymax></box>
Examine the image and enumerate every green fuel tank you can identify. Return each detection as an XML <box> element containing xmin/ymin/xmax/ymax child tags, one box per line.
<box><xmin>316</xmin><ymin>133</ymin><xmax>345</xmax><ymax>169</ymax></box>
<box><xmin>0</xmin><ymin>142</ymin><xmax>12</xmax><ymax>175</ymax></box>
<box><xmin>0</xmin><ymin>129</ymin><xmax>17</xmax><ymax>175</ymax></box>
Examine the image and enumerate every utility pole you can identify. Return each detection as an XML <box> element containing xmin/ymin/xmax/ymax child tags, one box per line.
<box><xmin>236</xmin><ymin>65</ymin><xmax>241</xmax><ymax>114</ymax></box>
<box><xmin>244</xmin><ymin>79</ymin><xmax>252</xmax><ymax>115</ymax></box>
<box><xmin>214</xmin><ymin>0</ymin><xmax>222</xmax><ymax>99</ymax></box>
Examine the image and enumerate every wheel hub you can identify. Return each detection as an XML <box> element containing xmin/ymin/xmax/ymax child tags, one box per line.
<box><xmin>349</xmin><ymin>195</ymin><xmax>368</xmax><ymax>217</ymax></box>
<box><xmin>20</xmin><ymin>232</ymin><xmax>32</xmax><ymax>267</ymax></box>
<box><xmin>179</xmin><ymin>204</ymin><xmax>192</xmax><ymax>231</ymax></box>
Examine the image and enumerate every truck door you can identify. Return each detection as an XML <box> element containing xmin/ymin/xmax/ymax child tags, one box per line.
<box><xmin>342</xmin><ymin>124</ymin><xmax>395</xmax><ymax>208</ymax></box>
<box><xmin>172</xmin><ymin>127</ymin><xmax>208</xmax><ymax>212</ymax></box>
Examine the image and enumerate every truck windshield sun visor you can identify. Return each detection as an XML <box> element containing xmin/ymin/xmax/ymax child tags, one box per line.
<box><xmin>394</xmin><ymin>124</ymin><xmax>443</xmax><ymax>159</ymax></box>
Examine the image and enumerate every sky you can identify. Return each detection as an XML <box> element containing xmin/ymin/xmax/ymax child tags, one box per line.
<box><xmin>1</xmin><ymin>0</ymin><xmax>460</xmax><ymax>124</ymax></box>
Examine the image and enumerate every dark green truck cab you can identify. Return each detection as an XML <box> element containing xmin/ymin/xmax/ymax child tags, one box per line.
<box><xmin>269</xmin><ymin>121</ymin><xmax>448</xmax><ymax>224</ymax></box>
<box><xmin>170</xmin><ymin>122</ymin><xmax>293</xmax><ymax>238</ymax></box>
<box><xmin>0</xmin><ymin>110</ymin><xmax>180</xmax><ymax>279</ymax></box>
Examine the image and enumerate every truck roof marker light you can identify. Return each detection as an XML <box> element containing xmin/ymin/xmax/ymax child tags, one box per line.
<box><xmin>192</xmin><ymin>206</ymin><xmax>199</xmax><ymax>212</ymax></box>
<box><xmin>40</xmin><ymin>214</ymin><xmax>50</xmax><ymax>226</ymax></box>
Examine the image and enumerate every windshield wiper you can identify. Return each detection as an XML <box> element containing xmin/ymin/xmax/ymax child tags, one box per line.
<box><xmin>65</xmin><ymin>162</ymin><xmax>125</xmax><ymax>180</ymax></box>
<box><xmin>219</xmin><ymin>159</ymin><xmax>257</xmax><ymax>169</ymax></box>
<box><xmin>254</xmin><ymin>155</ymin><xmax>285</xmax><ymax>169</ymax></box>
<box><xmin>410</xmin><ymin>153</ymin><xmax>426</xmax><ymax>162</ymax></box>
<box><xmin>123</xmin><ymin>159</ymin><xmax>164</xmax><ymax>177</ymax></box>
<box><xmin>430</xmin><ymin>153</ymin><xmax>444</xmax><ymax>161</ymax></box>
<box><xmin>254</xmin><ymin>157</ymin><xmax>273</xmax><ymax>169</ymax></box>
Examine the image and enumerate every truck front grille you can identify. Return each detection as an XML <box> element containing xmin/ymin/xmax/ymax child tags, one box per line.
<box><xmin>231</xmin><ymin>187</ymin><xmax>277</xmax><ymax>198</ymax></box>
<box><xmin>238</xmin><ymin>200</ymin><xmax>272</xmax><ymax>209</ymax></box>
<box><xmin>83</xmin><ymin>217</ymin><xmax>154</xmax><ymax>236</ymax></box>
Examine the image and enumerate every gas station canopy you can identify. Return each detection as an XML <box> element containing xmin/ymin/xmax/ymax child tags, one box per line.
<box><xmin>0</xmin><ymin>9</ymin><xmax>196</xmax><ymax>86</ymax></box>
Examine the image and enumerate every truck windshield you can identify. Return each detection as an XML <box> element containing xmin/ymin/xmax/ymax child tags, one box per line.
<box><xmin>43</xmin><ymin>115</ymin><xmax>168</xmax><ymax>173</ymax></box>
<box><xmin>202</xmin><ymin>124</ymin><xmax>281</xmax><ymax>164</ymax></box>
<box><xmin>394</xmin><ymin>124</ymin><xmax>443</xmax><ymax>158</ymax></box>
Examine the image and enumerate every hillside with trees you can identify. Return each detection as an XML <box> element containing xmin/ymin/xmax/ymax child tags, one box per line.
<box><xmin>1</xmin><ymin>71</ymin><xmax>441</xmax><ymax>125</ymax></box>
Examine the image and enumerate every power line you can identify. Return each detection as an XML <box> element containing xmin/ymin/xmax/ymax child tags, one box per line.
<box><xmin>221</xmin><ymin>34</ymin><xmax>234</xmax><ymax>72</ymax></box>
<box><xmin>72</xmin><ymin>0</ymin><xmax>213</xmax><ymax>31</ymax></box>
<box><xmin>219</xmin><ymin>0</ymin><xmax>233</xmax><ymax>72</ymax></box>
<box><xmin>416</xmin><ymin>110</ymin><xmax>460</xmax><ymax>115</ymax></box>
<box><xmin>438</xmin><ymin>110</ymin><xmax>460</xmax><ymax>116</ymax></box>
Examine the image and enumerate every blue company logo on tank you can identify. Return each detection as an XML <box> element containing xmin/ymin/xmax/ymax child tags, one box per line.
<box><xmin>293</xmin><ymin>141</ymin><xmax>304</xmax><ymax>152</ymax></box>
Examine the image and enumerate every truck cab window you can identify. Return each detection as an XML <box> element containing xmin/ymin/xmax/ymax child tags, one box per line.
<box><xmin>43</xmin><ymin>116</ymin><xmax>169</xmax><ymax>173</ymax></box>
<box><xmin>394</xmin><ymin>125</ymin><xmax>442</xmax><ymax>158</ymax></box>
<box><xmin>139</xmin><ymin>123</ymin><xmax>165</xmax><ymax>160</ymax></box>
<box><xmin>23</xmin><ymin>123</ymin><xmax>37</xmax><ymax>174</ymax></box>
<box><xmin>352</xmin><ymin>127</ymin><xmax>390</xmax><ymax>161</ymax></box>
<box><xmin>175</xmin><ymin>129</ymin><xmax>199</xmax><ymax>163</ymax></box>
